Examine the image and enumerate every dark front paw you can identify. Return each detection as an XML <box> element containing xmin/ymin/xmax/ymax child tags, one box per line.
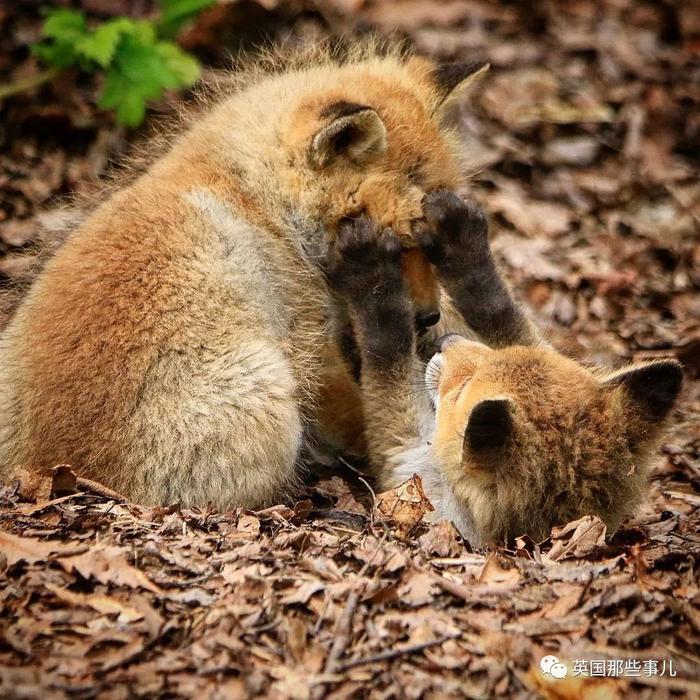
<box><xmin>325</xmin><ymin>215</ymin><xmax>414</xmax><ymax>368</ymax></box>
<box><xmin>325</xmin><ymin>215</ymin><xmax>405</xmax><ymax>302</ymax></box>
<box><xmin>418</xmin><ymin>190</ymin><xmax>489</xmax><ymax>272</ymax></box>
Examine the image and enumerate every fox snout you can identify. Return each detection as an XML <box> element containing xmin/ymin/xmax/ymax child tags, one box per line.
<box><xmin>401</xmin><ymin>248</ymin><xmax>441</xmax><ymax>332</ymax></box>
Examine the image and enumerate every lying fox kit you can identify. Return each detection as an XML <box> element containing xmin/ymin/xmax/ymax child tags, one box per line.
<box><xmin>327</xmin><ymin>191</ymin><xmax>682</xmax><ymax>546</ymax></box>
<box><xmin>417</xmin><ymin>337</ymin><xmax>683</xmax><ymax>545</ymax></box>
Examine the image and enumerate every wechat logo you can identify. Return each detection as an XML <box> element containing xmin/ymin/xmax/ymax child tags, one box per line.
<box><xmin>540</xmin><ymin>655</ymin><xmax>568</xmax><ymax>679</ymax></box>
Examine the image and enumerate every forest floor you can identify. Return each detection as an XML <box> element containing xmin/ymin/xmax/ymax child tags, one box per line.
<box><xmin>0</xmin><ymin>1</ymin><xmax>698</xmax><ymax>698</ymax></box>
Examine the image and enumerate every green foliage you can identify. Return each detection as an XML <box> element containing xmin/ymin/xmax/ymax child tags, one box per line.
<box><xmin>32</xmin><ymin>1</ymin><xmax>215</xmax><ymax>126</ymax></box>
<box><xmin>158</xmin><ymin>0</ymin><xmax>218</xmax><ymax>38</ymax></box>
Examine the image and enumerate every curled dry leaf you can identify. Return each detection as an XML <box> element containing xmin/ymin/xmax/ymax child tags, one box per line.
<box><xmin>5</xmin><ymin>468</ymin><xmax>53</xmax><ymax>503</ymax></box>
<box><xmin>544</xmin><ymin>516</ymin><xmax>608</xmax><ymax>563</ymax></box>
<box><xmin>315</xmin><ymin>477</ymin><xmax>368</xmax><ymax>515</ymax></box>
<box><xmin>478</xmin><ymin>553</ymin><xmax>521</xmax><ymax>588</ymax></box>
<box><xmin>50</xmin><ymin>465</ymin><xmax>77</xmax><ymax>497</ymax></box>
<box><xmin>377</xmin><ymin>475</ymin><xmax>434</xmax><ymax>537</ymax></box>
<box><xmin>419</xmin><ymin>520</ymin><xmax>463</xmax><ymax>558</ymax></box>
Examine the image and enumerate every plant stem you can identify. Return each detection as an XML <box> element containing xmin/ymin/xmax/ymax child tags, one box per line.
<box><xmin>0</xmin><ymin>67</ymin><xmax>62</xmax><ymax>101</ymax></box>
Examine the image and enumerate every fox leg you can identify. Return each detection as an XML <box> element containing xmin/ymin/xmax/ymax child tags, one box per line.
<box><xmin>325</xmin><ymin>216</ymin><xmax>431</xmax><ymax>488</ymax></box>
<box><xmin>419</xmin><ymin>191</ymin><xmax>541</xmax><ymax>348</ymax></box>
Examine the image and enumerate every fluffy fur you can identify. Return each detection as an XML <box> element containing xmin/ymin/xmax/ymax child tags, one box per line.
<box><xmin>397</xmin><ymin>339</ymin><xmax>683</xmax><ymax>545</ymax></box>
<box><xmin>0</xmin><ymin>40</ymin><xmax>491</xmax><ymax>507</ymax></box>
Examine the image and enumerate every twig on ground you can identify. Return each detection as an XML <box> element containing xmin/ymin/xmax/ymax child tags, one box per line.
<box><xmin>76</xmin><ymin>477</ymin><xmax>128</xmax><ymax>502</ymax></box>
<box><xmin>338</xmin><ymin>633</ymin><xmax>460</xmax><ymax>671</ymax></box>
<box><xmin>312</xmin><ymin>588</ymin><xmax>362</xmax><ymax>700</ymax></box>
<box><xmin>0</xmin><ymin>68</ymin><xmax>61</xmax><ymax>101</ymax></box>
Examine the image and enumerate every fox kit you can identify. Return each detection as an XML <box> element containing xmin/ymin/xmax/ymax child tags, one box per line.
<box><xmin>0</xmin><ymin>42</ymin><xmax>530</xmax><ymax>506</ymax></box>
<box><xmin>327</xmin><ymin>191</ymin><xmax>683</xmax><ymax>546</ymax></box>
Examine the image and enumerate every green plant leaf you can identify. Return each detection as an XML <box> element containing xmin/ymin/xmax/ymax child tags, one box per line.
<box><xmin>42</xmin><ymin>9</ymin><xmax>88</xmax><ymax>42</ymax></box>
<box><xmin>34</xmin><ymin>8</ymin><xmax>90</xmax><ymax>68</ymax></box>
<box><xmin>76</xmin><ymin>18</ymin><xmax>133</xmax><ymax>68</ymax></box>
<box><xmin>128</xmin><ymin>20</ymin><xmax>158</xmax><ymax>45</ymax></box>
<box><xmin>32</xmin><ymin>4</ymin><xmax>204</xmax><ymax>127</ymax></box>
<box><xmin>158</xmin><ymin>0</ymin><xmax>216</xmax><ymax>37</ymax></box>
<box><xmin>154</xmin><ymin>42</ymin><xmax>200</xmax><ymax>86</ymax></box>
<box><xmin>116</xmin><ymin>90</ymin><xmax>148</xmax><ymax>127</ymax></box>
<box><xmin>99</xmin><ymin>68</ymin><xmax>148</xmax><ymax>126</ymax></box>
<box><xmin>114</xmin><ymin>35</ymin><xmax>173</xmax><ymax>97</ymax></box>
<box><xmin>32</xmin><ymin>41</ymin><xmax>79</xmax><ymax>69</ymax></box>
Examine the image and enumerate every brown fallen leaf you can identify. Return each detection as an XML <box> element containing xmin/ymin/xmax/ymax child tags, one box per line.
<box><xmin>282</xmin><ymin>580</ymin><xmax>325</xmax><ymax>606</ymax></box>
<box><xmin>44</xmin><ymin>582</ymin><xmax>144</xmax><ymax>623</ymax></box>
<box><xmin>377</xmin><ymin>475</ymin><xmax>434</xmax><ymax>537</ymax></box>
<box><xmin>315</xmin><ymin>477</ymin><xmax>368</xmax><ymax>515</ymax></box>
<box><xmin>543</xmin><ymin>586</ymin><xmax>583</xmax><ymax>620</ymax></box>
<box><xmin>486</xmin><ymin>180</ymin><xmax>573</xmax><ymax>237</ymax></box>
<box><xmin>0</xmin><ymin>529</ymin><xmax>84</xmax><ymax>568</ymax></box>
<box><xmin>478</xmin><ymin>553</ymin><xmax>521</xmax><ymax>587</ymax></box>
<box><xmin>50</xmin><ymin>465</ymin><xmax>77</xmax><ymax>497</ymax></box>
<box><xmin>399</xmin><ymin>569</ymin><xmax>437</xmax><ymax>607</ymax></box>
<box><xmin>237</xmin><ymin>514</ymin><xmax>261</xmax><ymax>535</ymax></box>
<box><xmin>544</xmin><ymin>516</ymin><xmax>608</xmax><ymax>563</ymax></box>
<box><xmin>59</xmin><ymin>545</ymin><xmax>162</xmax><ymax>594</ymax></box>
<box><xmin>419</xmin><ymin>520</ymin><xmax>463</xmax><ymax>558</ymax></box>
<box><xmin>5</xmin><ymin>467</ymin><xmax>53</xmax><ymax>503</ymax></box>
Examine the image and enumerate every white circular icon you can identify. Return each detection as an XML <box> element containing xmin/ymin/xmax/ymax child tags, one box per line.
<box><xmin>550</xmin><ymin>662</ymin><xmax>568</xmax><ymax>679</ymax></box>
<box><xmin>540</xmin><ymin>655</ymin><xmax>568</xmax><ymax>679</ymax></box>
<box><xmin>540</xmin><ymin>655</ymin><xmax>559</xmax><ymax>674</ymax></box>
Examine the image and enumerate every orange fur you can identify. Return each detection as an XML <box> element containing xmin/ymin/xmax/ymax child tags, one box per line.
<box><xmin>421</xmin><ymin>337</ymin><xmax>683</xmax><ymax>544</ymax></box>
<box><xmin>401</xmin><ymin>249</ymin><xmax>440</xmax><ymax>322</ymax></box>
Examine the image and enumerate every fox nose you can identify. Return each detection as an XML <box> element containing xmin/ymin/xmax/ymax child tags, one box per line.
<box><xmin>415</xmin><ymin>310</ymin><xmax>441</xmax><ymax>330</ymax></box>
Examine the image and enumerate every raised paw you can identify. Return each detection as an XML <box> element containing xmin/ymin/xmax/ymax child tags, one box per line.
<box><xmin>418</xmin><ymin>190</ymin><xmax>489</xmax><ymax>269</ymax></box>
<box><xmin>325</xmin><ymin>215</ymin><xmax>405</xmax><ymax>301</ymax></box>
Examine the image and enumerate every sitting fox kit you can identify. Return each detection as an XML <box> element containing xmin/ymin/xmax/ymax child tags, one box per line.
<box><xmin>0</xmin><ymin>44</ymin><xmax>681</xmax><ymax>545</ymax></box>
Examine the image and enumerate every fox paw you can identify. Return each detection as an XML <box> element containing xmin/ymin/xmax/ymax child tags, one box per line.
<box><xmin>418</xmin><ymin>190</ymin><xmax>489</xmax><ymax>269</ymax></box>
<box><xmin>325</xmin><ymin>215</ymin><xmax>405</xmax><ymax>301</ymax></box>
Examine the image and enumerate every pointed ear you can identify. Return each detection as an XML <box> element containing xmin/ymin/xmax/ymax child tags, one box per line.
<box><xmin>466</xmin><ymin>397</ymin><xmax>514</xmax><ymax>454</ymax></box>
<box><xmin>431</xmin><ymin>61</ymin><xmax>490</xmax><ymax>111</ymax></box>
<box><xmin>309</xmin><ymin>102</ymin><xmax>387</xmax><ymax>169</ymax></box>
<box><xmin>603</xmin><ymin>360</ymin><xmax>683</xmax><ymax>422</ymax></box>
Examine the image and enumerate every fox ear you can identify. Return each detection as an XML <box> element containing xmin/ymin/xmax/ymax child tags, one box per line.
<box><xmin>466</xmin><ymin>397</ymin><xmax>514</xmax><ymax>454</ymax></box>
<box><xmin>431</xmin><ymin>61</ymin><xmax>489</xmax><ymax>111</ymax></box>
<box><xmin>309</xmin><ymin>102</ymin><xmax>387</xmax><ymax>169</ymax></box>
<box><xmin>603</xmin><ymin>360</ymin><xmax>683</xmax><ymax>423</ymax></box>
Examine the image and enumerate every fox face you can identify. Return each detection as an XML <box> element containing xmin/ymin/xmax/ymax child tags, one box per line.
<box><xmin>276</xmin><ymin>55</ymin><xmax>488</xmax><ymax>329</ymax></box>
<box><xmin>424</xmin><ymin>334</ymin><xmax>683</xmax><ymax>545</ymax></box>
